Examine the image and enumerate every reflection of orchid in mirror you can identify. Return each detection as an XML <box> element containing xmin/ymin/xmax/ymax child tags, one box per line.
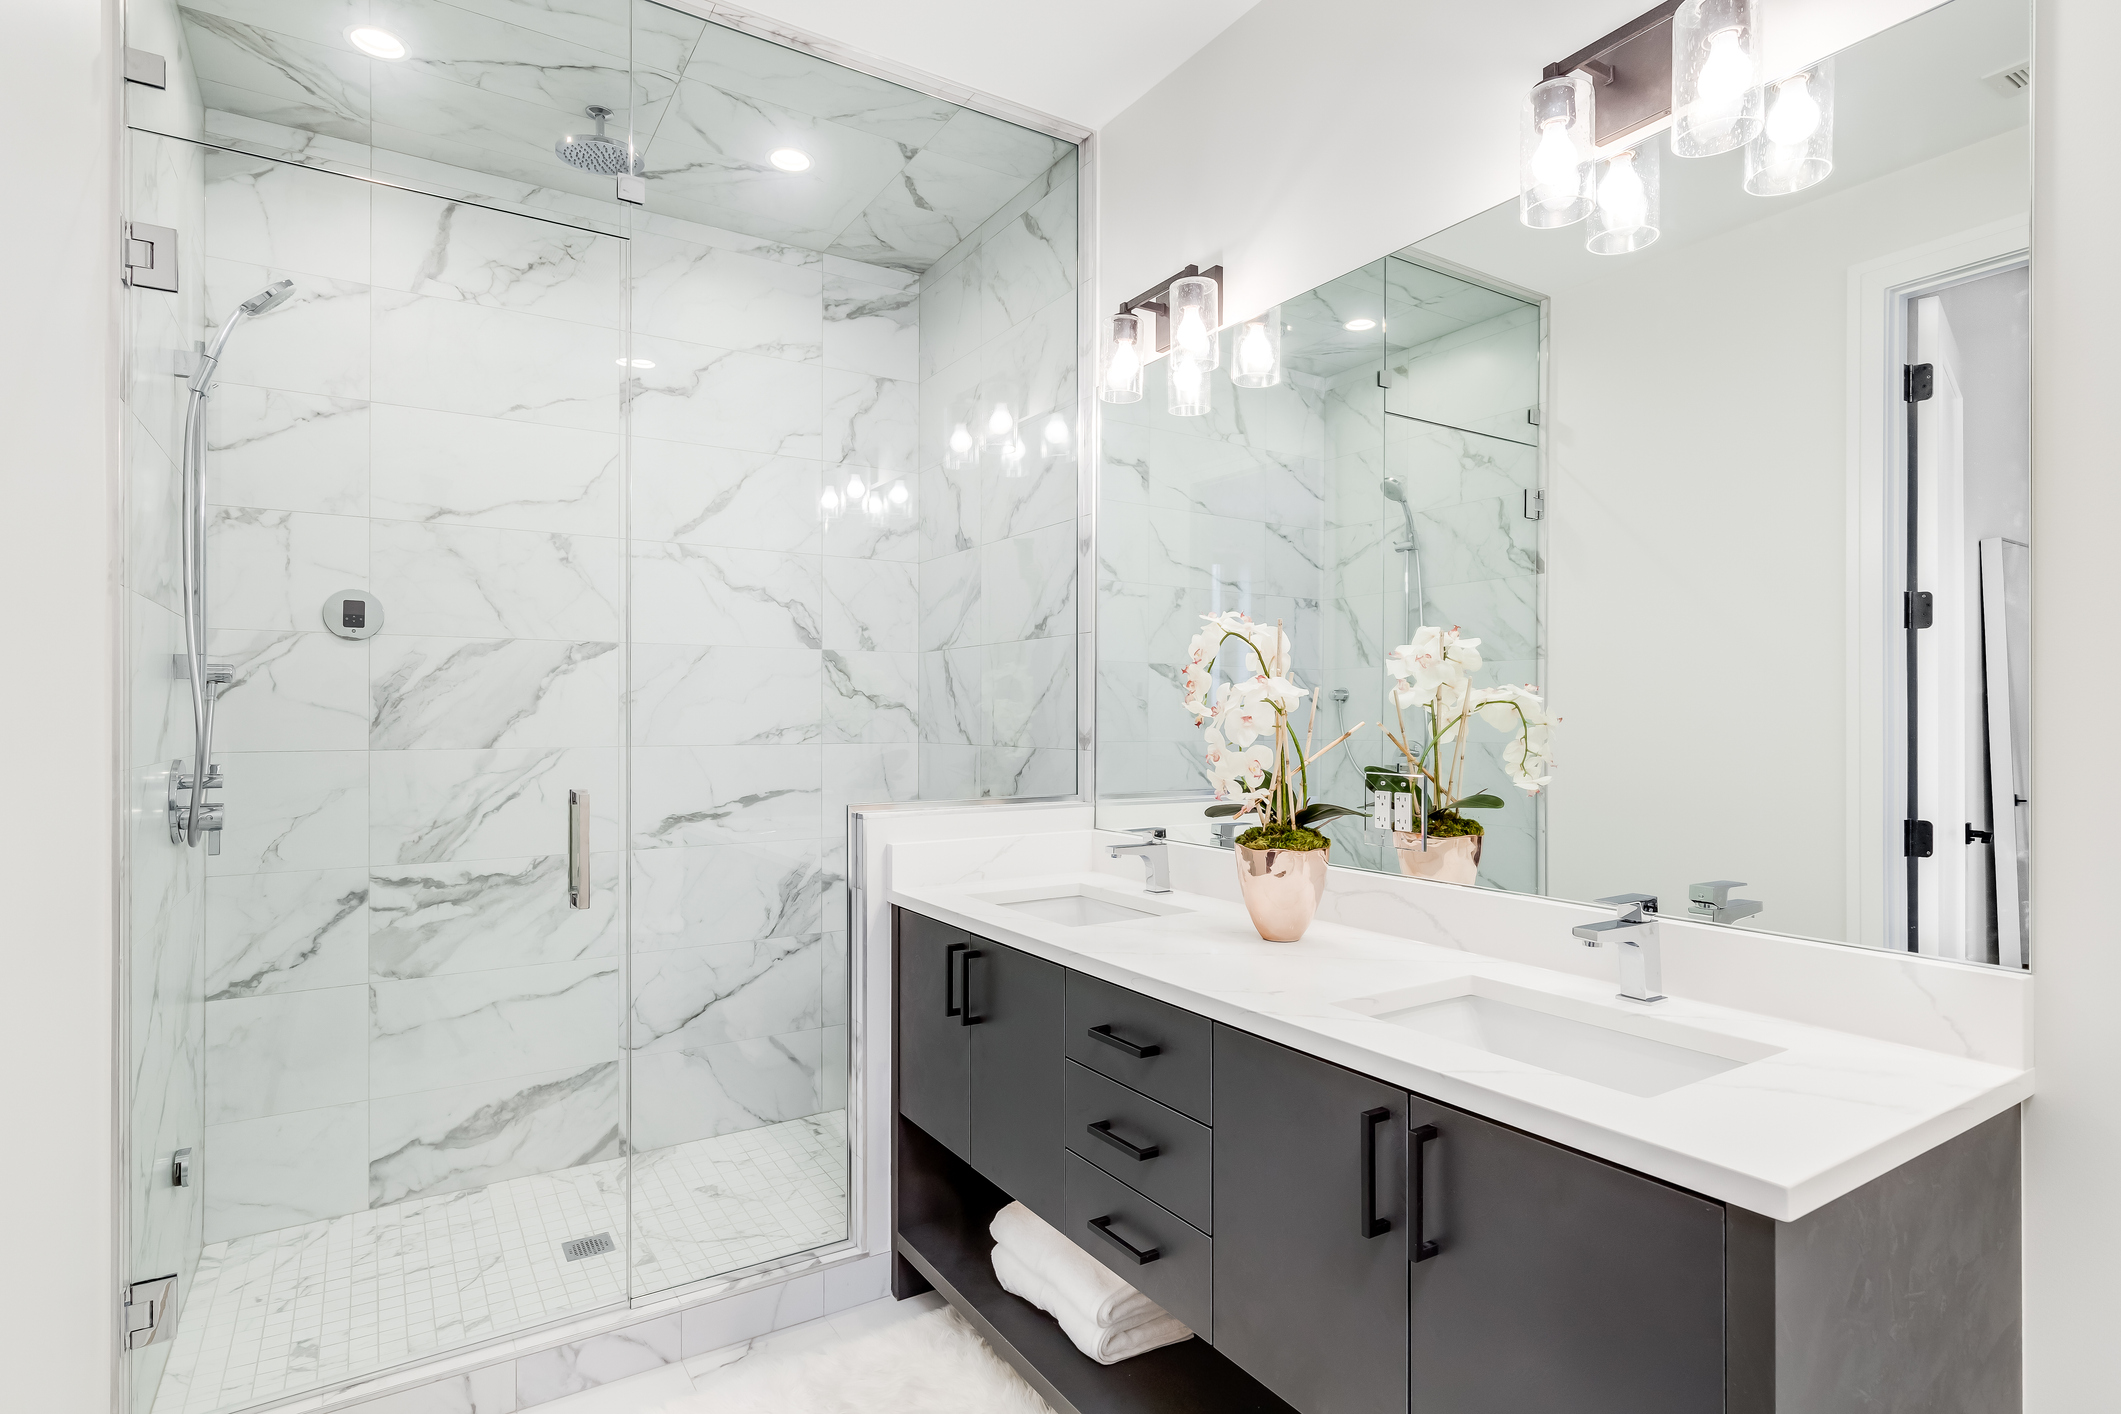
<box><xmin>1182</xmin><ymin>612</ymin><xmax>1366</xmax><ymax>848</ymax></box>
<box><xmin>1383</xmin><ymin>625</ymin><xmax>1554</xmax><ymax>836</ymax></box>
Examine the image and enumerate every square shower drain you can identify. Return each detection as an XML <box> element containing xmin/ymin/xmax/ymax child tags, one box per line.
<box><xmin>561</xmin><ymin>1232</ymin><xmax>616</xmax><ymax>1261</ymax></box>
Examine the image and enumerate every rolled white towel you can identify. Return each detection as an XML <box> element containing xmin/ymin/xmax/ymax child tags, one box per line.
<box><xmin>991</xmin><ymin>1242</ymin><xmax>1193</xmax><ymax>1365</ymax></box>
<box><xmin>988</xmin><ymin>1201</ymin><xmax>1162</xmax><ymax>1331</ymax></box>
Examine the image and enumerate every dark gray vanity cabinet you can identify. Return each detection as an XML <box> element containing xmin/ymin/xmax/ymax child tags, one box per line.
<box><xmin>1404</xmin><ymin>1094</ymin><xmax>1726</xmax><ymax>1414</ymax></box>
<box><xmin>968</xmin><ymin>941</ymin><xmax>1067</xmax><ymax>1226</ymax></box>
<box><xmin>1212</xmin><ymin>1024</ymin><xmax>1411</xmax><ymax>1414</ymax></box>
<box><xmin>897</xmin><ymin>909</ymin><xmax>975</xmax><ymax>1161</ymax></box>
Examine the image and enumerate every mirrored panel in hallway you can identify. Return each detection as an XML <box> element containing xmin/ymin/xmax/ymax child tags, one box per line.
<box><xmin>121</xmin><ymin>2</ymin><xmax>1080</xmax><ymax>1410</ymax></box>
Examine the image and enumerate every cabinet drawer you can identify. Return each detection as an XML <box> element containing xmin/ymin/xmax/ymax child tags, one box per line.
<box><xmin>1065</xmin><ymin>971</ymin><xmax>1212</xmax><ymax>1123</ymax></box>
<box><xmin>1063</xmin><ymin>1150</ymin><xmax>1212</xmax><ymax>1338</ymax></box>
<box><xmin>1064</xmin><ymin>1061</ymin><xmax>1213</xmax><ymax>1232</ymax></box>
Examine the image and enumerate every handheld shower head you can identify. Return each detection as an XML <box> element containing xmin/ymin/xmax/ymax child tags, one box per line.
<box><xmin>1381</xmin><ymin>476</ymin><xmax>1418</xmax><ymax>543</ymax></box>
<box><xmin>193</xmin><ymin>280</ymin><xmax>297</xmax><ymax>392</ymax></box>
<box><xmin>241</xmin><ymin>279</ymin><xmax>295</xmax><ymax>317</ymax></box>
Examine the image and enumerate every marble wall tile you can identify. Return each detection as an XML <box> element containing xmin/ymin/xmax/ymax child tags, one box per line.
<box><xmin>916</xmin><ymin>548</ymin><xmax>980</xmax><ymax>653</ymax></box>
<box><xmin>207</xmin><ymin>507</ymin><xmax>368</xmax><ymax>632</ymax></box>
<box><xmin>370</xmin><ymin>958</ymin><xmax>618</xmax><ymax>1096</ymax></box>
<box><xmin>631</xmin><ymin>644</ymin><xmax>823</xmax><ymax>746</ymax></box>
<box><xmin>822</xmin><ymin>368</ymin><xmax>917</xmax><ymax>475</ymax></box>
<box><xmin>918</xmin><ymin>743</ymin><xmax>980</xmax><ymax>799</ymax></box>
<box><xmin>370</xmin><ymin>637</ymin><xmax>620</xmax><ymax>749</ymax></box>
<box><xmin>367</xmin><ymin>1060</ymin><xmax>621</xmax><ymax>1207</ymax></box>
<box><xmin>978</xmin><ymin>747</ymin><xmax>1075</xmax><ymax>799</ymax></box>
<box><xmin>206</xmin><ymin>259</ymin><xmax>372</xmax><ymax>400</ymax></box>
<box><xmin>918</xmin><ymin>649</ymin><xmax>982</xmax><ymax>746</ymax></box>
<box><xmin>619</xmin><ymin>330</ymin><xmax>818</xmax><ymax>453</ymax></box>
<box><xmin>823</xmin><ymin>744</ymin><xmax>918</xmax><ymax>824</ymax></box>
<box><xmin>206</xmin><ymin>867</ymin><xmax>369</xmax><ymax>999</ymax></box>
<box><xmin>1412</xmin><ymin>495</ymin><xmax>1540</xmax><ymax>588</ymax></box>
<box><xmin>369</xmin><ymin>521</ymin><xmax>623</xmax><ymax>641</ymax></box>
<box><xmin>984</xmin><ymin>437</ymin><xmax>1077</xmax><ymax>541</ymax></box>
<box><xmin>977</xmin><ymin>180</ymin><xmax>1075</xmax><ymax>335</ymax></box>
<box><xmin>822</xmin><ymin>273</ymin><xmax>917</xmax><ymax>382</ymax></box>
<box><xmin>679</xmin><ymin>22</ymin><xmax>951</xmax><ymax>145</ymax></box>
<box><xmin>822</xmin><ymin>557</ymin><xmax>916</xmax><ymax>653</ymax></box>
<box><xmin>206</xmin><ymin>147</ymin><xmax>373</xmax><ymax>283</ymax></box>
<box><xmin>630</xmin><ymin>1030</ymin><xmax>823</xmax><ymax>1152</ymax></box>
<box><xmin>631</xmin><ymin>230</ymin><xmax>823</xmax><ymax>360</ymax></box>
<box><xmin>821</xmin><ymin>494</ymin><xmax>917</xmax><ymax>562</ymax></box>
<box><xmin>630</xmin><ymin>440</ymin><xmax>822</xmax><ymax>552</ymax></box>
<box><xmin>127</xmin><ymin>415</ymin><xmax>184</xmax><ymax>613</ymax></box>
<box><xmin>821</xmin><ymin>1023</ymin><xmax>849</xmax><ymax>1111</ymax></box>
<box><xmin>978</xmin><ymin>291</ymin><xmax>1075</xmax><ymax>428</ymax></box>
<box><xmin>208</xmin><ymin>386</ymin><xmax>370</xmax><ymax>516</ymax></box>
<box><xmin>203</xmin><ymin>1101</ymin><xmax>370</xmax><ymax>1244</ymax></box>
<box><xmin>631</xmin><ymin>936</ymin><xmax>823</xmax><ymax>1051</ymax></box>
<box><xmin>209</xmin><ymin>749</ymin><xmax>369</xmax><ymax>876</ymax></box>
<box><xmin>1096</xmin><ymin>739</ymin><xmax>1206</xmax><ymax>797</ymax></box>
<box><xmin>371</xmin><ymin>291</ymin><xmax>621</xmax><ymax>431</ymax></box>
<box><xmin>369</xmin><ymin>852</ymin><xmax>620</xmax><ymax>978</ymax></box>
<box><xmin>630</xmin><ymin>745</ymin><xmax>822</xmax><ymax>849</ymax></box>
<box><xmin>631</xmin><ymin>543</ymin><xmax>823</xmax><ymax>648</ymax></box>
<box><xmin>981</xmin><ymin>524</ymin><xmax>1076</xmax><ymax>643</ymax></box>
<box><xmin>515</xmin><ymin>1314</ymin><xmax>681</xmax><ymax>1409</ymax></box>
<box><xmin>1095</xmin><ymin>578</ymin><xmax>1206</xmax><ymax>663</ymax></box>
<box><xmin>829</xmin><ymin>149</ymin><xmax>1030</xmax><ymax>272</ymax></box>
<box><xmin>824</xmin><ymin>253</ymin><xmax>917</xmax><ymax>292</ymax></box>
<box><xmin>822</xmin><ymin>650</ymin><xmax>917</xmax><ymax>744</ymax></box>
<box><xmin>210</xmin><ymin>629</ymin><xmax>370</xmax><ymax>751</ymax></box>
<box><xmin>630</xmin><ymin>841</ymin><xmax>827</xmax><ymax>952</ymax></box>
<box><xmin>1424</xmin><ymin>574</ymin><xmax>1540</xmax><ymax>662</ymax></box>
<box><xmin>205</xmin><ymin>985</ymin><xmax>369</xmax><ymax>1122</ymax></box>
<box><xmin>370</xmin><ymin>404</ymin><xmax>621</xmax><ymax>535</ymax></box>
<box><xmin>918</xmin><ymin>460</ymin><xmax>979</xmax><ymax>559</ymax></box>
<box><xmin>821</xmin><ymin>933</ymin><xmax>849</xmax><ymax>1029</ymax></box>
<box><xmin>984</xmin><ymin>636</ymin><xmax>1075</xmax><ymax>750</ymax></box>
<box><xmin>371</xmin><ymin>186</ymin><xmax>625</xmax><ymax>327</ymax></box>
<box><xmin>925</xmin><ymin>108</ymin><xmax>1070</xmax><ymax>183</ymax></box>
<box><xmin>368</xmin><ymin>746</ymin><xmax>617</xmax><ymax>865</ymax></box>
<box><xmin>917</xmin><ymin>253</ymin><xmax>981</xmax><ymax>383</ymax></box>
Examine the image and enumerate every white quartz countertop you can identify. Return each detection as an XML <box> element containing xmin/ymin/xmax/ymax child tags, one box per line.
<box><xmin>887</xmin><ymin>868</ymin><xmax>2032</xmax><ymax>1221</ymax></box>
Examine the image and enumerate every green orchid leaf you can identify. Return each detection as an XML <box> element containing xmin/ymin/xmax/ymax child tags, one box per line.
<box><xmin>1204</xmin><ymin>802</ymin><xmax>1248</xmax><ymax>818</ymax></box>
<box><xmin>1295</xmin><ymin>802</ymin><xmax>1370</xmax><ymax>827</ymax></box>
<box><xmin>1451</xmin><ymin>792</ymin><xmax>1507</xmax><ymax>811</ymax></box>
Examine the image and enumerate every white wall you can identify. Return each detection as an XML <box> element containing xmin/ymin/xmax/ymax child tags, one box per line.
<box><xmin>0</xmin><ymin>1</ymin><xmax>119</xmax><ymax>1411</ymax></box>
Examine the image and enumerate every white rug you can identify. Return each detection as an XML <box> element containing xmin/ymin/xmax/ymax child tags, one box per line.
<box><xmin>662</xmin><ymin>1305</ymin><xmax>1054</xmax><ymax>1414</ymax></box>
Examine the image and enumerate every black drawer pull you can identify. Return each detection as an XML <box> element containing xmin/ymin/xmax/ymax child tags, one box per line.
<box><xmin>1087</xmin><ymin>1023</ymin><xmax>1160</xmax><ymax>1058</ymax></box>
<box><xmin>1412</xmin><ymin>1123</ymin><xmax>1440</xmax><ymax>1261</ymax></box>
<box><xmin>944</xmin><ymin>941</ymin><xmax>967</xmax><ymax>1017</ymax></box>
<box><xmin>1361</xmin><ymin>1107</ymin><xmax>1393</xmax><ymax>1239</ymax></box>
<box><xmin>959</xmin><ymin>949</ymin><xmax>984</xmax><ymax>1026</ymax></box>
<box><xmin>1087</xmin><ymin>1215</ymin><xmax>1160</xmax><ymax>1264</ymax></box>
<box><xmin>1086</xmin><ymin>1120</ymin><xmax>1160</xmax><ymax>1161</ymax></box>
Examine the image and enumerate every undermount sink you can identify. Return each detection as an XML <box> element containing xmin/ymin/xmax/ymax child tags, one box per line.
<box><xmin>975</xmin><ymin>883</ymin><xmax>1193</xmax><ymax>927</ymax></box>
<box><xmin>1338</xmin><ymin>979</ymin><xmax>1781</xmax><ymax>1098</ymax></box>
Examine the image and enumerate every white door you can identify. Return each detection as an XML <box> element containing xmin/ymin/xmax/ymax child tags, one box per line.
<box><xmin>1910</xmin><ymin>296</ymin><xmax>1969</xmax><ymax>957</ymax></box>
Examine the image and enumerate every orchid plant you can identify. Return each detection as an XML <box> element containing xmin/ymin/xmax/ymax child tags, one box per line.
<box><xmin>1183</xmin><ymin>612</ymin><xmax>1367</xmax><ymax>847</ymax></box>
<box><xmin>1384</xmin><ymin>625</ymin><xmax>1554</xmax><ymax>835</ymax></box>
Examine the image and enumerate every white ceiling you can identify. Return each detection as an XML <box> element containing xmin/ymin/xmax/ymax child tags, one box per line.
<box><xmin>714</xmin><ymin>0</ymin><xmax>1269</xmax><ymax>129</ymax></box>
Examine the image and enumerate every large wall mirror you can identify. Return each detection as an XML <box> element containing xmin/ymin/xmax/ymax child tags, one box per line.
<box><xmin>1095</xmin><ymin>0</ymin><xmax>2031</xmax><ymax>968</ymax></box>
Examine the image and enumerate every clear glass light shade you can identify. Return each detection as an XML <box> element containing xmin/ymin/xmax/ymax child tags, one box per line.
<box><xmin>1586</xmin><ymin>144</ymin><xmax>1660</xmax><ymax>255</ymax></box>
<box><xmin>1518</xmin><ymin>74</ymin><xmax>1594</xmax><ymax>228</ymax></box>
<box><xmin>1229</xmin><ymin>309</ymin><xmax>1283</xmax><ymax>389</ymax></box>
<box><xmin>1671</xmin><ymin>0</ymin><xmax>1762</xmax><ymax>157</ymax></box>
<box><xmin>1100</xmin><ymin>310</ymin><xmax>1144</xmax><ymax>403</ymax></box>
<box><xmin>1167</xmin><ymin>275</ymin><xmax>1220</xmax><ymax>370</ymax></box>
<box><xmin>1745</xmin><ymin>62</ymin><xmax>1834</xmax><ymax>196</ymax></box>
<box><xmin>1166</xmin><ymin>350</ymin><xmax>1212</xmax><ymax>418</ymax></box>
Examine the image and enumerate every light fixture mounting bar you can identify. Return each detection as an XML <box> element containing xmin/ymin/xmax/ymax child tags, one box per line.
<box><xmin>1118</xmin><ymin>263</ymin><xmax>1225</xmax><ymax>354</ymax></box>
<box><xmin>1543</xmin><ymin>0</ymin><xmax>1681</xmax><ymax>148</ymax></box>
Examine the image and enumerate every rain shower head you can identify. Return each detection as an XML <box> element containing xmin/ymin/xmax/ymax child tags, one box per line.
<box><xmin>555</xmin><ymin>105</ymin><xmax>642</xmax><ymax>176</ymax></box>
<box><xmin>241</xmin><ymin>280</ymin><xmax>295</xmax><ymax>317</ymax></box>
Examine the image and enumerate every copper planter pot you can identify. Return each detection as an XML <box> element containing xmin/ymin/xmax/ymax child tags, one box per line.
<box><xmin>1393</xmin><ymin>830</ymin><xmax>1482</xmax><ymax>885</ymax></box>
<box><xmin>1235</xmin><ymin>843</ymin><xmax>1330</xmax><ymax>942</ymax></box>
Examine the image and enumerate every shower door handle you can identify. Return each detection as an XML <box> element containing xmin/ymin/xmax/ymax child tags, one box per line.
<box><xmin>568</xmin><ymin>790</ymin><xmax>591</xmax><ymax>909</ymax></box>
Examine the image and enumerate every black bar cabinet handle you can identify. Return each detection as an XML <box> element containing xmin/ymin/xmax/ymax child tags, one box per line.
<box><xmin>1411</xmin><ymin>1123</ymin><xmax>1440</xmax><ymax>1261</ymax></box>
<box><xmin>1361</xmin><ymin>1107</ymin><xmax>1393</xmax><ymax>1239</ymax></box>
<box><xmin>1087</xmin><ymin>1023</ymin><xmax>1160</xmax><ymax>1058</ymax></box>
<box><xmin>1086</xmin><ymin>1120</ymin><xmax>1161</xmax><ymax>1161</ymax></box>
<box><xmin>958</xmin><ymin>949</ymin><xmax>984</xmax><ymax>1026</ymax></box>
<box><xmin>943</xmin><ymin>941</ymin><xmax>967</xmax><ymax>1017</ymax></box>
<box><xmin>1087</xmin><ymin>1215</ymin><xmax>1160</xmax><ymax>1264</ymax></box>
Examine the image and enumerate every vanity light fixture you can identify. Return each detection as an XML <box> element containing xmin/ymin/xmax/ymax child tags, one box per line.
<box><xmin>1671</xmin><ymin>0</ymin><xmax>1762</xmax><ymax>157</ymax></box>
<box><xmin>1586</xmin><ymin>142</ymin><xmax>1660</xmax><ymax>253</ymax></box>
<box><xmin>1168</xmin><ymin>274</ymin><xmax>1220</xmax><ymax>371</ymax></box>
<box><xmin>769</xmin><ymin>148</ymin><xmax>812</xmax><ymax>171</ymax></box>
<box><xmin>1098</xmin><ymin>263</ymin><xmax>1225</xmax><ymax>406</ymax></box>
<box><xmin>347</xmin><ymin>26</ymin><xmax>407</xmax><ymax>59</ymax></box>
<box><xmin>1230</xmin><ymin>310</ymin><xmax>1283</xmax><ymax>389</ymax></box>
<box><xmin>1100</xmin><ymin>311</ymin><xmax>1144</xmax><ymax>404</ymax></box>
<box><xmin>1745</xmin><ymin>60</ymin><xmax>1833</xmax><ymax>195</ymax></box>
<box><xmin>1518</xmin><ymin>73</ymin><xmax>1596</xmax><ymax>227</ymax></box>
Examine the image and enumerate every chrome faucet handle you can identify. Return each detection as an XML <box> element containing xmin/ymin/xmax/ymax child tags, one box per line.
<box><xmin>1687</xmin><ymin>881</ymin><xmax>1745</xmax><ymax>908</ymax></box>
<box><xmin>1574</xmin><ymin>894</ymin><xmax>1665</xmax><ymax>1003</ymax></box>
<box><xmin>1106</xmin><ymin>827</ymin><xmax>1172</xmax><ymax>893</ymax></box>
<box><xmin>1688</xmin><ymin>881</ymin><xmax>1763</xmax><ymax>925</ymax></box>
<box><xmin>1593</xmin><ymin>892</ymin><xmax>1659</xmax><ymax>920</ymax></box>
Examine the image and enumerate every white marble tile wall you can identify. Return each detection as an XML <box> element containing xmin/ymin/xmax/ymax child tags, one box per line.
<box><xmin>915</xmin><ymin>151</ymin><xmax>1080</xmax><ymax>801</ymax></box>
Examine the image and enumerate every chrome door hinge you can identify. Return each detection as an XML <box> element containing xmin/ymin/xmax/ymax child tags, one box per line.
<box><xmin>125</xmin><ymin>222</ymin><xmax>179</xmax><ymax>292</ymax></box>
<box><xmin>616</xmin><ymin>174</ymin><xmax>646</xmax><ymax>205</ymax></box>
<box><xmin>125</xmin><ymin>48</ymin><xmax>168</xmax><ymax>89</ymax></box>
<box><xmin>125</xmin><ymin>1275</ymin><xmax>178</xmax><ymax>1350</ymax></box>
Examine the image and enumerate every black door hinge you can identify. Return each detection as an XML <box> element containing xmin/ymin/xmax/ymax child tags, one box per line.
<box><xmin>1904</xmin><ymin>820</ymin><xmax>1934</xmax><ymax>858</ymax></box>
<box><xmin>1904</xmin><ymin>363</ymin><xmax>1934</xmax><ymax>401</ymax></box>
<box><xmin>1904</xmin><ymin>590</ymin><xmax>1934</xmax><ymax>628</ymax></box>
<box><xmin>1966</xmin><ymin>824</ymin><xmax>1994</xmax><ymax>845</ymax></box>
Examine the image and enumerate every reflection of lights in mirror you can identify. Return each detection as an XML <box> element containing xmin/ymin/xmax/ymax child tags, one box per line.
<box><xmin>769</xmin><ymin>148</ymin><xmax>812</xmax><ymax>171</ymax></box>
<box><xmin>987</xmin><ymin>404</ymin><xmax>1014</xmax><ymax>437</ymax></box>
<box><xmin>1586</xmin><ymin>144</ymin><xmax>1659</xmax><ymax>254</ymax></box>
<box><xmin>347</xmin><ymin>26</ymin><xmax>407</xmax><ymax>59</ymax></box>
<box><xmin>1518</xmin><ymin>73</ymin><xmax>1594</xmax><ymax>228</ymax></box>
<box><xmin>1100</xmin><ymin>310</ymin><xmax>1143</xmax><ymax>403</ymax></box>
<box><xmin>1672</xmin><ymin>0</ymin><xmax>1762</xmax><ymax>156</ymax></box>
<box><xmin>615</xmin><ymin>357</ymin><xmax>654</xmax><ymax>368</ymax></box>
<box><xmin>1231</xmin><ymin>312</ymin><xmax>1283</xmax><ymax>388</ymax></box>
<box><xmin>1168</xmin><ymin>352</ymin><xmax>1210</xmax><ymax>417</ymax></box>
<box><xmin>947</xmin><ymin>421</ymin><xmax>975</xmax><ymax>464</ymax></box>
<box><xmin>1746</xmin><ymin>62</ymin><xmax>1835</xmax><ymax>196</ymax></box>
<box><xmin>1043</xmin><ymin>414</ymin><xmax>1070</xmax><ymax>449</ymax></box>
<box><xmin>1344</xmin><ymin>318</ymin><xmax>1378</xmax><ymax>331</ymax></box>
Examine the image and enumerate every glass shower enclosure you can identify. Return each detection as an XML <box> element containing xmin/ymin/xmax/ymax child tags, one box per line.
<box><xmin>118</xmin><ymin>4</ymin><xmax>1080</xmax><ymax>1411</ymax></box>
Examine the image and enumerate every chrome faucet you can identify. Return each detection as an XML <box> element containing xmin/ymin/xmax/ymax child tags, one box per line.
<box><xmin>1107</xmin><ymin>827</ymin><xmax>1172</xmax><ymax>893</ymax></box>
<box><xmin>1571</xmin><ymin>893</ymin><xmax>1664</xmax><ymax>1003</ymax></box>
<box><xmin>1688</xmin><ymin>880</ymin><xmax>1764</xmax><ymax>926</ymax></box>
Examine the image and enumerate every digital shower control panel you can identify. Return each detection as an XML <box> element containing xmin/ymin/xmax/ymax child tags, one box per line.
<box><xmin>322</xmin><ymin>588</ymin><xmax>384</xmax><ymax>640</ymax></box>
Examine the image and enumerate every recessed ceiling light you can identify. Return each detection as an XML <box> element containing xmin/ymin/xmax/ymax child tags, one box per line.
<box><xmin>617</xmin><ymin>357</ymin><xmax>655</xmax><ymax>369</ymax></box>
<box><xmin>346</xmin><ymin>27</ymin><xmax>407</xmax><ymax>60</ymax></box>
<box><xmin>1344</xmin><ymin>318</ymin><xmax>1378</xmax><ymax>331</ymax></box>
<box><xmin>769</xmin><ymin>148</ymin><xmax>812</xmax><ymax>172</ymax></box>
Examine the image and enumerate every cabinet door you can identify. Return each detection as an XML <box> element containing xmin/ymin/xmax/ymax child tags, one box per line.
<box><xmin>969</xmin><ymin>940</ymin><xmax>1066</xmax><ymax>1224</ymax></box>
<box><xmin>896</xmin><ymin>909</ymin><xmax>972</xmax><ymax>1161</ymax></box>
<box><xmin>1213</xmin><ymin>1024</ymin><xmax>1409</xmax><ymax>1414</ymax></box>
<box><xmin>1406</xmin><ymin>1095</ymin><xmax>1725</xmax><ymax>1414</ymax></box>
